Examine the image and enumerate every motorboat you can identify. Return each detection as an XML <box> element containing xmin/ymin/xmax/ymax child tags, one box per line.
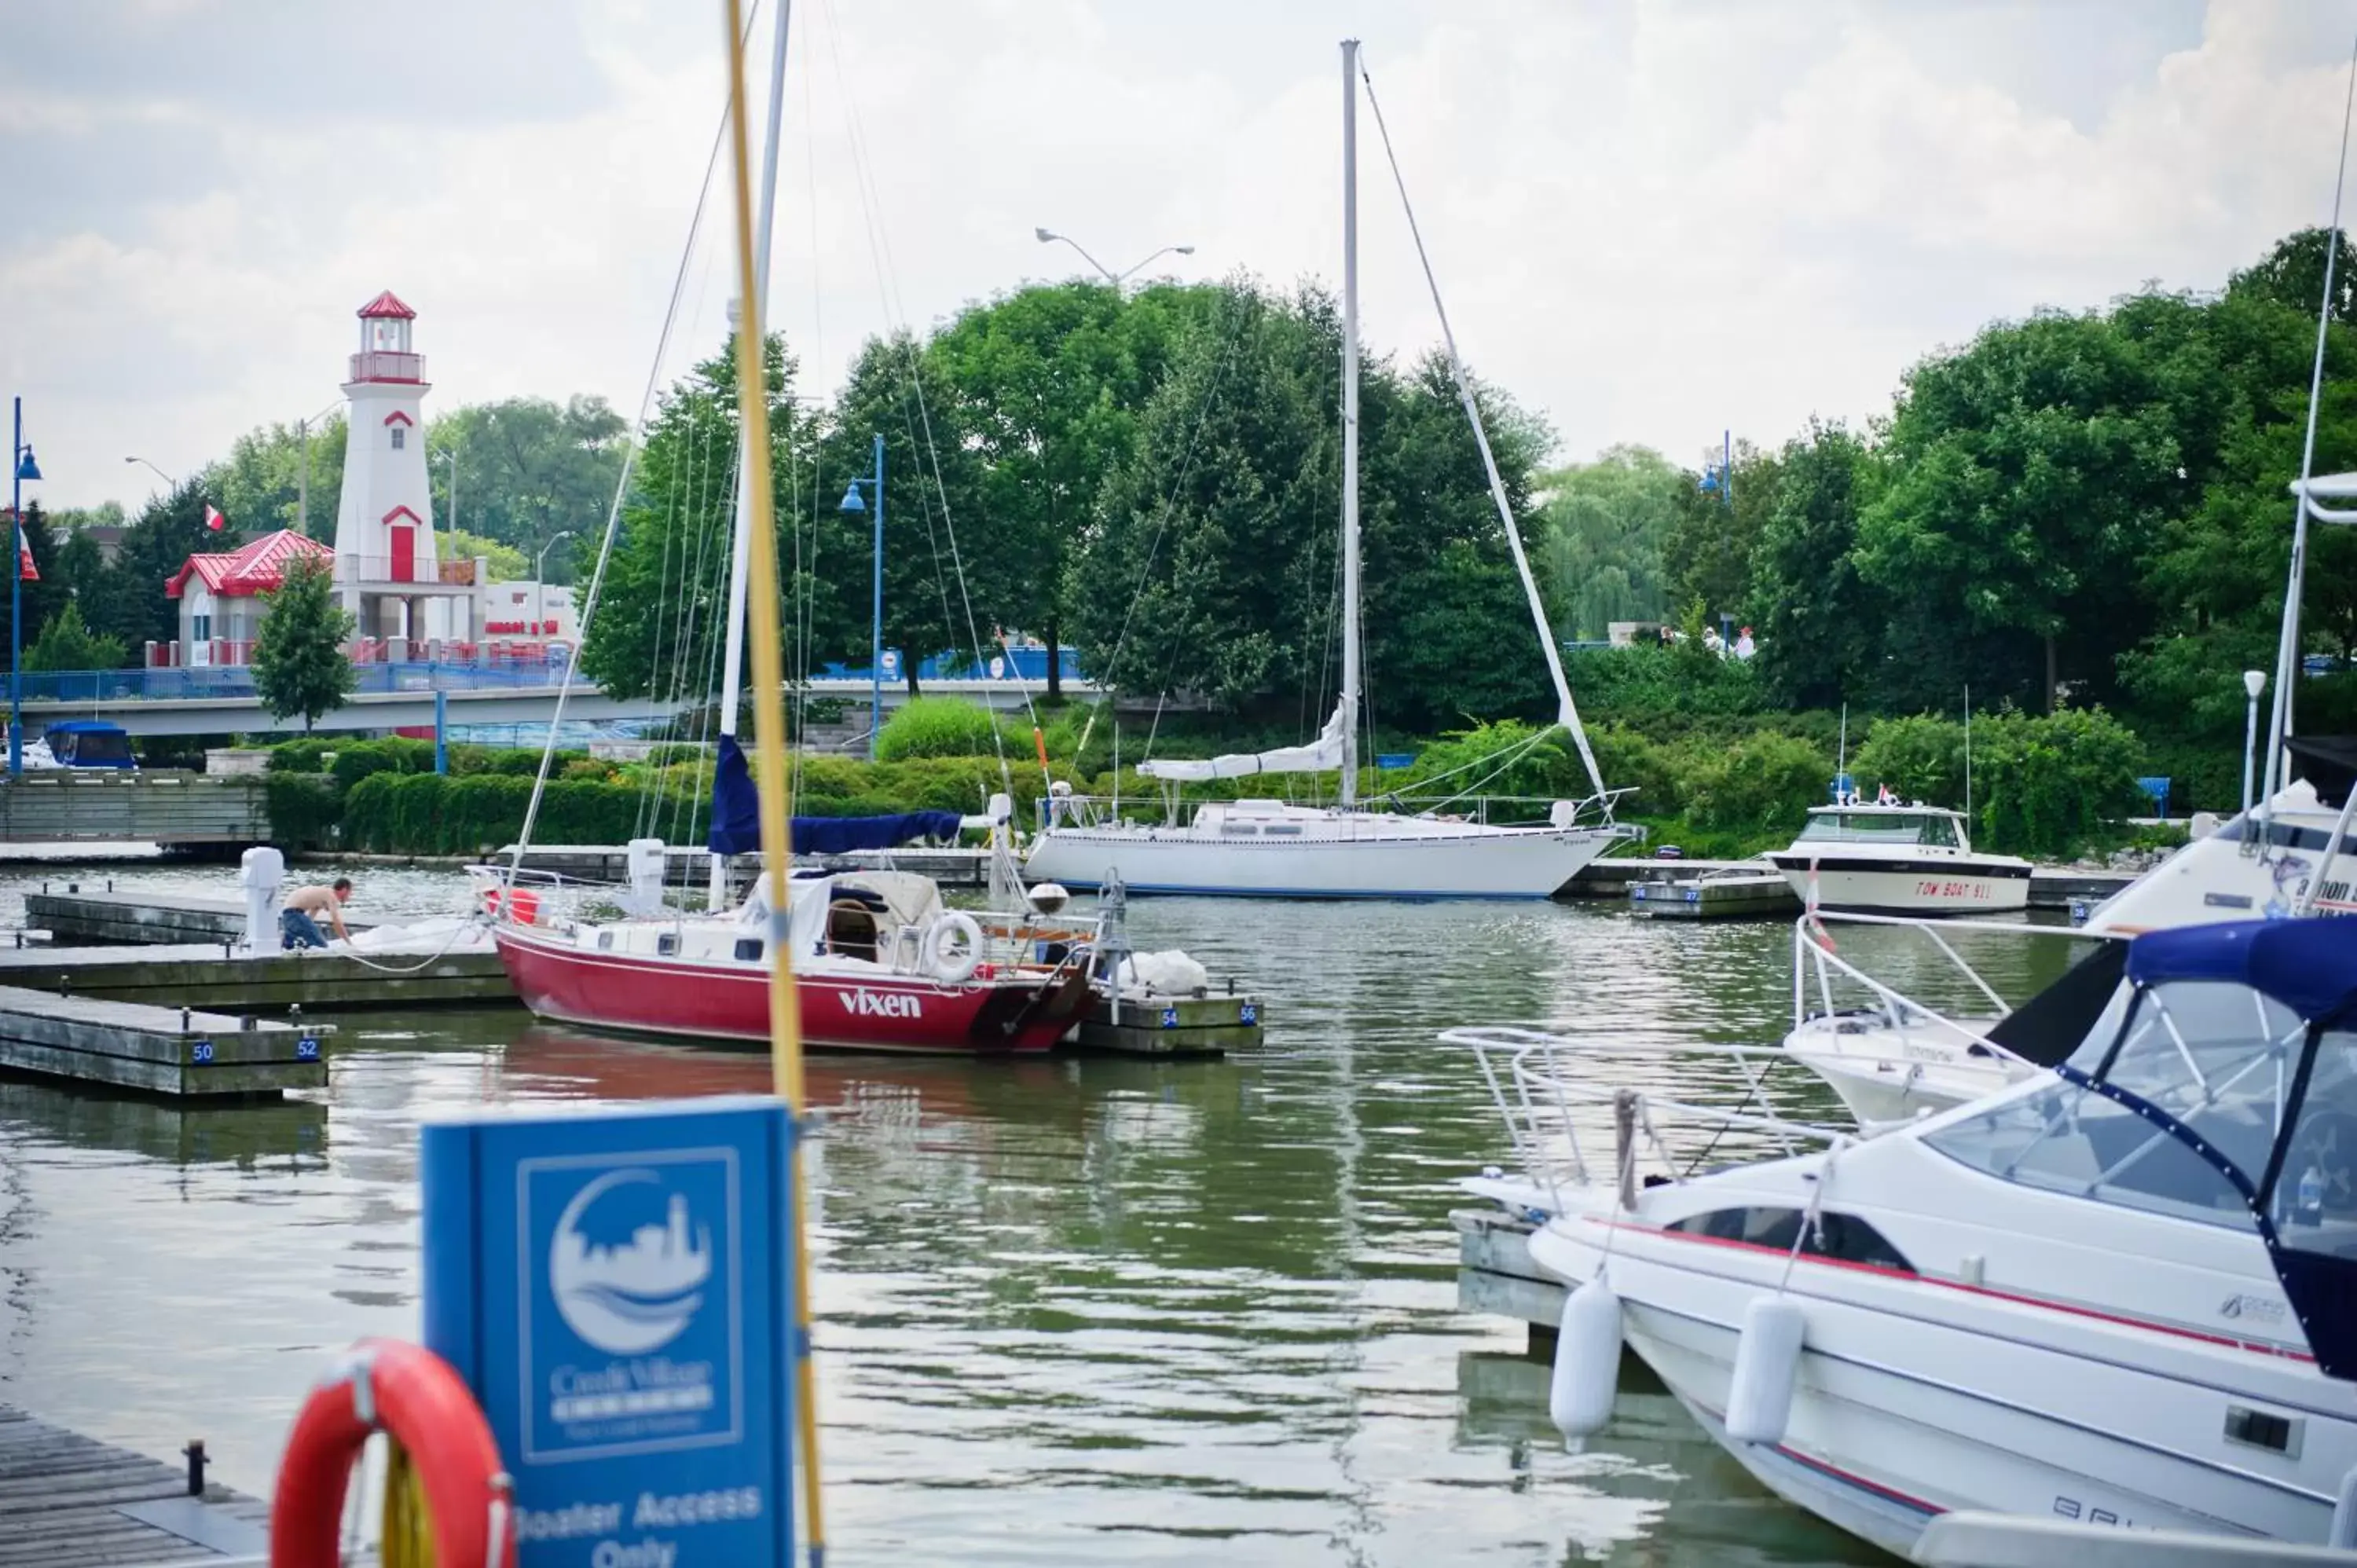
<box><xmin>1455</xmin><ymin>916</ymin><xmax>2357</xmax><ymax>1559</ymax></box>
<box><xmin>1764</xmin><ymin>802</ymin><xmax>2031</xmax><ymax>916</ymax></box>
<box><xmin>1020</xmin><ymin>41</ymin><xmax>1629</xmax><ymax>901</ymax></box>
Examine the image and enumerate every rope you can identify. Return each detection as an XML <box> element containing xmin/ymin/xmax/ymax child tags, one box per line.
<box><xmin>326</xmin><ymin>913</ymin><xmax>491</xmax><ymax>975</ymax></box>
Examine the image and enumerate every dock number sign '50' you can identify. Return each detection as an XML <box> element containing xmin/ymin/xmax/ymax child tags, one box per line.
<box><xmin>421</xmin><ymin>1097</ymin><xmax>797</xmax><ymax>1566</ymax></box>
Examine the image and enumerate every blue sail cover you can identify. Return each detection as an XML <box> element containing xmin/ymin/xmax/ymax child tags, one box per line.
<box><xmin>706</xmin><ymin>733</ymin><xmax>966</xmax><ymax>856</ymax></box>
<box><xmin>2126</xmin><ymin>918</ymin><xmax>2357</xmax><ymax>1023</ymax></box>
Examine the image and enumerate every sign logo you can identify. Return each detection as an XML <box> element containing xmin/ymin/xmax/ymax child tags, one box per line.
<box><xmin>550</xmin><ymin>1169</ymin><xmax>710</xmax><ymax>1356</ymax></box>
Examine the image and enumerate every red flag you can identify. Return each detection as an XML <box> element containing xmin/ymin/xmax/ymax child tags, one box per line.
<box><xmin>15</xmin><ymin>543</ymin><xmax>34</xmax><ymax>583</ymax></box>
<box><xmin>204</xmin><ymin>504</ymin><xmax>226</xmax><ymax>533</ymax></box>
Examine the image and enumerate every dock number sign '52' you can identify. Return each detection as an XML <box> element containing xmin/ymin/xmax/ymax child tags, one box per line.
<box><xmin>420</xmin><ymin>1098</ymin><xmax>797</xmax><ymax>1566</ymax></box>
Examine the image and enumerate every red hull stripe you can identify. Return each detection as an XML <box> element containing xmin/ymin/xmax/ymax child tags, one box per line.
<box><xmin>1695</xmin><ymin>1399</ymin><xmax>1945</xmax><ymax>1518</ymax></box>
<box><xmin>1604</xmin><ymin>1220</ymin><xmax>2315</xmax><ymax>1364</ymax></box>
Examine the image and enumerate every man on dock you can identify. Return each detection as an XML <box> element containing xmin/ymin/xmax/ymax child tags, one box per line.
<box><xmin>282</xmin><ymin>878</ymin><xmax>353</xmax><ymax>950</ymax></box>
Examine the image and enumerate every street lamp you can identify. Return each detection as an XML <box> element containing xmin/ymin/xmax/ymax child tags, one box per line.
<box><xmin>13</xmin><ymin>401</ymin><xmax>43</xmax><ymax>778</ymax></box>
<box><xmin>2243</xmin><ymin>668</ymin><xmax>2269</xmax><ymax>818</ymax></box>
<box><xmin>536</xmin><ymin>530</ymin><xmax>576</xmax><ymax>639</ymax></box>
<box><xmin>837</xmin><ymin>432</ymin><xmax>886</xmax><ymax>759</ymax></box>
<box><xmin>295</xmin><ymin>399</ymin><xmax>339</xmax><ymax>536</ymax></box>
<box><xmin>1033</xmin><ymin>228</ymin><xmax>1196</xmax><ymax>287</ymax></box>
<box><xmin>123</xmin><ymin>455</ymin><xmax>177</xmax><ymax>490</ymax></box>
<box><xmin>442</xmin><ymin>448</ymin><xmax>458</xmax><ymax>539</ymax></box>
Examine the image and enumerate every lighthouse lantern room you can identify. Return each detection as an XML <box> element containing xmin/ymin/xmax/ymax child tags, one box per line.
<box><xmin>332</xmin><ymin>290</ymin><xmax>475</xmax><ymax>651</ymax></box>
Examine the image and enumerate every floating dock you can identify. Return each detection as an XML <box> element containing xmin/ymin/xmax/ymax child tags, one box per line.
<box><xmin>0</xmin><ymin>987</ymin><xmax>332</xmax><ymax>1100</ymax></box>
<box><xmin>1574</xmin><ymin>856</ymin><xmax>2135</xmax><ymax>910</ymax></box>
<box><xmin>1454</xmin><ymin>1207</ymin><xmax>1561</xmax><ymax>1348</ymax></box>
<box><xmin>27</xmin><ymin>887</ymin><xmax>378</xmax><ymax>947</ymax></box>
<box><xmin>1075</xmin><ymin>989</ymin><xmax>1262</xmax><ymax>1057</ymax></box>
<box><xmin>0</xmin><ymin>940</ymin><xmax>508</xmax><ymax>1012</ymax></box>
<box><xmin>0</xmin><ymin>1404</ymin><xmax>269</xmax><ymax>1566</ymax></box>
<box><xmin>1626</xmin><ymin>866</ymin><xmax>1798</xmax><ymax>921</ymax></box>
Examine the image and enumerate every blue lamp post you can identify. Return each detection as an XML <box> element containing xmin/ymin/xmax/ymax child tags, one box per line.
<box><xmin>837</xmin><ymin>431</ymin><xmax>885</xmax><ymax>760</ymax></box>
<box><xmin>9</xmin><ymin>398</ymin><xmax>42</xmax><ymax>779</ymax></box>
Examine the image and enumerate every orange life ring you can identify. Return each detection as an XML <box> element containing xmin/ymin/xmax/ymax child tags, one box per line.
<box><xmin>482</xmin><ymin>886</ymin><xmax>541</xmax><ymax>925</ymax></box>
<box><xmin>269</xmin><ymin>1337</ymin><xmax>513</xmax><ymax>1568</ymax></box>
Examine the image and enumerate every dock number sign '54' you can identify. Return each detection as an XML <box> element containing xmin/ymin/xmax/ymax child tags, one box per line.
<box><xmin>420</xmin><ymin>1098</ymin><xmax>797</xmax><ymax>1566</ymax></box>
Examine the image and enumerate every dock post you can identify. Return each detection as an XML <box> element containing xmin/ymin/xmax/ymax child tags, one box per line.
<box><xmin>434</xmin><ymin>688</ymin><xmax>448</xmax><ymax>775</ymax></box>
<box><xmin>183</xmin><ymin>1438</ymin><xmax>206</xmax><ymax>1497</ymax></box>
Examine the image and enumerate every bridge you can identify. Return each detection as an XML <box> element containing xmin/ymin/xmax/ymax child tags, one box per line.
<box><xmin>13</xmin><ymin>664</ymin><xmax>1112</xmax><ymax>738</ymax></box>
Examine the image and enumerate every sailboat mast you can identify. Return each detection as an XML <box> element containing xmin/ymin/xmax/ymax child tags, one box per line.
<box><xmin>1339</xmin><ymin>37</ymin><xmax>1362</xmax><ymax>811</ymax></box>
<box><xmin>708</xmin><ymin>0</ymin><xmax>794</xmax><ymax>912</ymax></box>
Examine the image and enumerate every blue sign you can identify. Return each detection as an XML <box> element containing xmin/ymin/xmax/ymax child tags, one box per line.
<box><xmin>421</xmin><ymin>1097</ymin><xmax>796</xmax><ymax>1566</ymax></box>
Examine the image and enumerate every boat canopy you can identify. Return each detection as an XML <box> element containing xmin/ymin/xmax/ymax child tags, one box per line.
<box><xmin>1137</xmin><ymin>701</ymin><xmax>1347</xmax><ymax>782</ymax></box>
<box><xmin>706</xmin><ymin>733</ymin><xmax>964</xmax><ymax>855</ymax></box>
<box><xmin>2124</xmin><ymin>918</ymin><xmax>2357</xmax><ymax>1026</ymax></box>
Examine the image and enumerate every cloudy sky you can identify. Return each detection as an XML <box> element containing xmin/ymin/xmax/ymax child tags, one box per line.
<box><xmin>7</xmin><ymin>0</ymin><xmax>2357</xmax><ymax>512</ymax></box>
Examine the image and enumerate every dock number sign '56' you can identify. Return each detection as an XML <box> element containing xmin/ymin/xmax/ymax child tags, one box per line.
<box><xmin>421</xmin><ymin>1098</ymin><xmax>798</xmax><ymax>1566</ymax></box>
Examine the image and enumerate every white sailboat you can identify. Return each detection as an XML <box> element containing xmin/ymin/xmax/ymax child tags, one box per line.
<box><xmin>1022</xmin><ymin>40</ymin><xmax>1627</xmax><ymax>901</ymax></box>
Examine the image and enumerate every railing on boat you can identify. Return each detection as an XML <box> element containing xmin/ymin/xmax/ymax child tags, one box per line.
<box><xmin>1037</xmin><ymin>788</ymin><xmax>1643</xmax><ymax>833</ymax></box>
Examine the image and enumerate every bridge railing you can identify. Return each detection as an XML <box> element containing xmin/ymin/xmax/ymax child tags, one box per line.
<box><xmin>16</xmin><ymin>660</ymin><xmax>585</xmax><ymax>704</ymax></box>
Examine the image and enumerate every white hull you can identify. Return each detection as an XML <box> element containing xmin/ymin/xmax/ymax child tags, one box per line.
<box><xmin>1782</xmin><ymin>1013</ymin><xmax>2023</xmax><ymax>1126</ymax></box>
<box><xmin>2082</xmin><ymin>786</ymin><xmax>2357</xmax><ymax>934</ymax></box>
<box><xmin>1023</xmin><ymin>817</ymin><xmax>1615</xmax><ymax>899</ymax></box>
<box><xmin>1766</xmin><ymin>859</ymin><xmax>2029</xmax><ymax>915</ymax></box>
<box><xmin>1529</xmin><ymin>1215</ymin><xmax>2355</xmax><ymax>1559</ymax></box>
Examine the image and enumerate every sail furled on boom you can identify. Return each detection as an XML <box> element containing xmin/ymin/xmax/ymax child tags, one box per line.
<box><xmin>1136</xmin><ymin>702</ymin><xmax>1349</xmax><ymax>782</ymax></box>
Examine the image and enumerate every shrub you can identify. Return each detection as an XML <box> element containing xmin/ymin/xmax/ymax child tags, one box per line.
<box><xmin>1851</xmin><ymin>715</ymin><xmax>1969</xmax><ymax>808</ymax></box>
<box><xmin>328</xmin><ymin>736</ymin><xmax>438</xmax><ymax>790</ymax></box>
<box><xmin>265</xmin><ymin>773</ymin><xmax>343</xmax><ymax>849</ymax></box>
<box><xmin>269</xmin><ymin>738</ymin><xmax>335</xmax><ymax>773</ymax></box>
<box><xmin>1397</xmin><ymin>720</ymin><xmax>1583</xmax><ymax>803</ymax></box>
<box><xmin>1971</xmin><ymin>706</ymin><xmax>2146</xmax><ymax>859</ymax></box>
<box><xmin>1585</xmin><ymin>724</ymin><xmax>1689</xmax><ymax>817</ymax></box>
<box><xmin>874</xmin><ymin>697</ymin><xmax>1005</xmax><ymax>761</ymax></box>
<box><xmin>1681</xmin><ymin>731</ymin><xmax>1834</xmax><ymax>839</ymax></box>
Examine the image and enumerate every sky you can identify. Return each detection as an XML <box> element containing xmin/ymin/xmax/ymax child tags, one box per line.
<box><xmin>6</xmin><ymin>0</ymin><xmax>2357</xmax><ymax>512</ymax></box>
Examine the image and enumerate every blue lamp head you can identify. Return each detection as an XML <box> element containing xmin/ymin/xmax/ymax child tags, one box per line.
<box><xmin>837</xmin><ymin>480</ymin><xmax>867</xmax><ymax>515</ymax></box>
<box><xmin>14</xmin><ymin>446</ymin><xmax>40</xmax><ymax>484</ymax></box>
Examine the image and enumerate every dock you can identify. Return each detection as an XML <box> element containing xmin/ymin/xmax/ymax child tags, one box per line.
<box><xmin>0</xmin><ymin>941</ymin><xmax>508</xmax><ymax>1012</ymax></box>
<box><xmin>0</xmin><ymin>1404</ymin><xmax>269</xmax><ymax>1566</ymax></box>
<box><xmin>1626</xmin><ymin>866</ymin><xmax>1798</xmax><ymax>920</ymax></box>
<box><xmin>0</xmin><ymin>771</ymin><xmax>271</xmax><ymax>849</ymax></box>
<box><xmin>1075</xmin><ymin>989</ymin><xmax>1262</xmax><ymax>1057</ymax></box>
<box><xmin>27</xmin><ymin>887</ymin><xmax>378</xmax><ymax>947</ymax></box>
<box><xmin>0</xmin><ymin>987</ymin><xmax>331</xmax><ymax>1100</ymax></box>
<box><xmin>1572</xmin><ymin>856</ymin><xmax>2137</xmax><ymax>910</ymax></box>
<box><xmin>1454</xmin><ymin>1206</ymin><xmax>1562</xmax><ymax>1347</ymax></box>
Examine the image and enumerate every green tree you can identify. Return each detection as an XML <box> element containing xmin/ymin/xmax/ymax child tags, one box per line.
<box><xmin>443</xmin><ymin>529</ymin><xmax>530</xmax><ymax>581</ymax></box>
<box><xmin>1750</xmin><ymin>421</ymin><xmax>1883</xmax><ymax>709</ymax></box>
<box><xmin>23</xmin><ymin>599</ymin><xmax>127</xmax><ymax>671</ymax></box>
<box><xmin>1534</xmin><ymin>445</ymin><xmax>1681</xmax><ymax>639</ymax></box>
<box><xmin>425</xmin><ymin>396</ymin><xmax>629</xmax><ymax>573</ymax></box>
<box><xmin>0</xmin><ymin>503</ymin><xmax>68</xmax><ymax>664</ymax></box>
<box><xmin>114</xmin><ymin>480</ymin><xmax>241</xmax><ymax>649</ymax></box>
<box><xmin>926</xmin><ymin>280</ymin><xmax>1214</xmax><ymax>697</ymax></box>
<box><xmin>2226</xmin><ymin>226</ymin><xmax>2357</xmax><ymax>327</ymax></box>
<box><xmin>210</xmin><ymin>416</ymin><xmax>348</xmax><ymax>537</ymax></box>
<box><xmin>1662</xmin><ymin>438</ymin><xmax>1783</xmax><ymax>625</ymax></box>
<box><xmin>251</xmin><ymin>557</ymin><xmax>357</xmax><ymax>732</ymax></box>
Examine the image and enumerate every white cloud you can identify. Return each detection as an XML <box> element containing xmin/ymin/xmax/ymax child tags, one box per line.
<box><xmin>3</xmin><ymin>0</ymin><xmax>2352</xmax><ymax>511</ymax></box>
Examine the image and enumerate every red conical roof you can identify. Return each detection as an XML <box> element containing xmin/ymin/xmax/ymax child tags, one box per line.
<box><xmin>357</xmin><ymin>290</ymin><xmax>416</xmax><ymax>320</ymax></box>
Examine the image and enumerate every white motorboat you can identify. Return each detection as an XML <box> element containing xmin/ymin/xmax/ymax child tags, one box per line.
<box><xmin>1021</xmin><ymin>41</ymin><xmax>1628</xmax><ymax>902</ymax></box>
<box><xmin>1456</xmin><ymin>915</ymin><xmax>2357</xmax><ymax>1559</ymax></box>
<box><xmin>1764</xmin><ymin>802</ymin><xmax>2031</xmax><ymax>916</ymax></box>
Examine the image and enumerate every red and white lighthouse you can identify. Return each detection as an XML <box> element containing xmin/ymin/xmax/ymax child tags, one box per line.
<box><xmin>332</xmin><ymin>291</ymin><xmax>446</xmax><ymax>644</ymax></box>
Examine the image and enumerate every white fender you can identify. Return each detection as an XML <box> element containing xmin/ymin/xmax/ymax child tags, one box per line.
<box><xmin>1548</xmin><ymin>1278</ymin><xmax>1622</xmax><ymax>1439</ymax></box>
<box><xmin>2331</xmin><ymin>1462</ymin><xmax>2357</xmax><ymax>1548</ymax></box>
<box><xmin>1725</xmin><ymin>1295</ymin><xmax>1806</xmax><ymax>1445</ymax></box>
<box><xmin>925</xmin><ymin>911</ymin><xmax>984</xmax><ymax>984</ymax></box>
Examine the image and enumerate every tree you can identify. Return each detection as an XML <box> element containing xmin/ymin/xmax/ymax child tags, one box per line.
<box><xmin>251</xmin><ymin>558</ymin><xmax>356</xmax><ymax>732</ymax></box>
<box><xmin>926</xmin><ymin>280</ymin><xmax>1214</xmax><ymax>698</ymax></box>
<box><xmin>2227</xmin><ymin>227</ymin><xmax>2357</xmax><ymax>328</ymax></box>
<box><xmin>23</xmin><ymin>600</ymin><xmax>127</xmax><ymax>672</ymax></box>
<box><xmin>113</xmin><ymin>480</ymin><xmax>241</xmax><ymax>650</ymax></box>
<box><xmin>0</xmin><ymin>503</ymin><xmax>68</xmax><ymax>665</ymax></box>
<box><xmin>211</xmin><ymin>416</ymin><xmax>348</xmax><ymax>537</ymax></box>
<box><xmin>1534</xmin><ymin>445</ymin><xmax>1681</xmax><ymax>639</ymax></box>
<box><xmin>424</xmin><ymin>395</ymin><xmax>629</xmax><ymax>573</ymax></box>
<box><xmin>1750</xmin><ymin>421</ymin><xmax>1884</xmax><ymax>710</ymax></box>
<box><xmin>1661</xmin><ymin>438</ymin><xmax>1782</xmax><ymax>625</ymax></box>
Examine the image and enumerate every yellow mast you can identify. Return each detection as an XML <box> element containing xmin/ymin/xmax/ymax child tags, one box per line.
<box><xmin>718</xmin><ymin>0</ymin><xmax>825</xmax><ymax>1557</ymax></box>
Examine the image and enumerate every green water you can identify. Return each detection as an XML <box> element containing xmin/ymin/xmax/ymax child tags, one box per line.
<box><xmin>0</xmin><ymin>866</ymin><xmax>2080</xmax><ymax>1565</ymax></box>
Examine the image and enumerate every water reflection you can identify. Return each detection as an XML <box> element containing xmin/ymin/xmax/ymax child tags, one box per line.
<box><xmin>0</xmin><ymin>882</ymin><xmax>2032</xmax><ymax>1563</ymax></box>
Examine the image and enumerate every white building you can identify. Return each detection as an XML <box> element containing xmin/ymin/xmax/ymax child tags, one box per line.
<box><xmin>155</xmin><ymin>290</ymin><xmax>580</xmax><ymax>669</ymax></box>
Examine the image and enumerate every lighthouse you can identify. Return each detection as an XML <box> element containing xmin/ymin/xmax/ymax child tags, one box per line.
<box><xmin>332</xmin><ymin>291</ymin><xmax>467</xmax><ymax>650</ymax></box>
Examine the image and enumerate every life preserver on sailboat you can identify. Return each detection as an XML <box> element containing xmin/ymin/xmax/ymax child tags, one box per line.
<box><xmin>924</xmin><ymin>910</ymin><xmax>985</xmax><ymax>984</ymax></box>
<box><xmin>269</xmin><ymin>1337</ymin><xmax>513</xmax><ymax>1568</ymax></box>
<box><xmin>481</xmin><ymin>886</ymin><xmax>541</xmax><ymax>926</ymax></box>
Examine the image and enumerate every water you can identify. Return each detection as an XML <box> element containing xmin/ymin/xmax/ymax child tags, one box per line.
<box><xmin>0</xmin><ymin>866</ymin><xmax>2080</xmax><ymax>1565</ymax></box>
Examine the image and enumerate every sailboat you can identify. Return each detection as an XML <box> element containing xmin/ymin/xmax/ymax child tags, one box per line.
<box><xmin>481</xmin><ymin>1</ymin><xmax>1096</xmax><ymax>1054</ymax></box>
<box><xmin>1021</xmin><ymin>41</ymin><xmax>1629</xmax><ymax>902</ymax></box>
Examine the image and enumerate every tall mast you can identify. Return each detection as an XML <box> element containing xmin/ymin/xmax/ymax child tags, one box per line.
<box><xmin>708</xmin><ymin>0</ymin><xmax>794</xmax><ymax>911</ymax></box>
<box><xmin>1339</xmin><ymin>38</ymin><xmax>1362</xmax><ymax>810</ymax></box>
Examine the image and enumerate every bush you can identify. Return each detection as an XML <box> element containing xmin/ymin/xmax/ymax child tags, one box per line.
<box><xmin>1681</xmin><ymin>731</ymin><xmax>1833</xmax><ymax>839</ymax></box>
<box><xmin>345</xmin><ymin>773</ymin><xmax>706</xmax><ymax>855</ymax></box>
<box><xmin>266</xmin><ymin>773</ymin><xmax>343</xmax><ymax>850</ymax></box>
<box><xmin>1397</xmin><ymin>720</ymin><xmax>1583</xmax><ymax>802</ymax></box>
<box><xmin>874</xmin><ymin>697</ymin><xmax>1006</xmax><ymax>761</ymax></box>
<box><xmin>1585</xmin><ymin>724</ymin><xmax>1690</xmax><ymax>818</ymax></box>
<box><xmin>1563</xmin><ymin>640</ymin><xmax>1768</xmax><ymax>723</ymax></box>
<box><xmin>1851</xmin><ymin>715</ymin><xmax>1969</xmax><ymax>808</ymax></box>
<box><xmin>269</xmin><ymin>738</ymin><xmax>335</xmax><ymax>773</ymax></box>
<box><xmin>1972</xmin><ymin>706</ymin><xmax>2146</xmax><ymax>859</ymax></box>
<box><xmin>328</xmin><ymin>736</ymin><xmax>438</xmax><ymax>790</ymax></box>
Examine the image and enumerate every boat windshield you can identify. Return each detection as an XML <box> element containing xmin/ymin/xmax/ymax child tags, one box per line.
<box><xmin>1794</xmin><ymin>811</ymin><xmax>1959</xmax><ymax>849</ymax></box>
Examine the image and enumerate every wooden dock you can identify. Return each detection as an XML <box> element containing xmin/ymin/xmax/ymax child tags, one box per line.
<box><xmin>0</xmin><ymin>987</ymin><xmax>331</xmax><ymax>1100</ymax></box>
<box><xmin>0</xmin><ymin>942</ymin><xmax>508</xmax><ymax>1012</ymax></box>
<box><xmin>0</xmin><ymin>1403</ymin><xmax>269</xmax><ymax>1566</ymax></box>
<box><xmin>0</xmin><ymin>772</ymin><xmax>270</xmax><ymax>848</ymax></box>
<box><xmin>1074</xmin><ymin>989</ymin><xmax>1262</xmax><ymax>1057</ymax></box>
<box><xmin>1626</xmin><ymin>866</ymin><xmax>1798</xmax><ymax>921</ymax></box>
<box><xmin>26</xmin><ymin>888</ymin><xmax>378</xmax><ymax>947</ymax></box>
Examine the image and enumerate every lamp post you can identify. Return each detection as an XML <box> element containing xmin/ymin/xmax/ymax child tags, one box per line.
<box><xmin>442</xmin><ymin>448</ymin><xmax>458</xmax><ymax>539</ymax></box>
<box><xmin>536</xmin><ymin>530</ymin><xmax>576</xmax><ymax>640</ymax></box>
<box><xmin>2243</xmin><ymin>668</ymin><xmax>2269</xmax><ymax>818</ymax></box>
<box><xmin>12</xmin><ymin>401</ymin><xmax>43</xmax><ymax>778</ymax></box>
<box><xmin>1032</xmin><ymin>228</ymin><xmax>1196</xmax><ymax>287</ymax></box>
<box><xmin>123</xmin><ymin>455</ymin><xmax>176</xmax><ymax>491</ymax></box>
<box><xmin>837</xmin><ymin>433</ymin><xmax>886</xmax><ymax>759</ymax></box>
<box><xmin>293</xmin><ymin>399</ymin><xmax>339</xmax><ymax>536</ymax></box>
